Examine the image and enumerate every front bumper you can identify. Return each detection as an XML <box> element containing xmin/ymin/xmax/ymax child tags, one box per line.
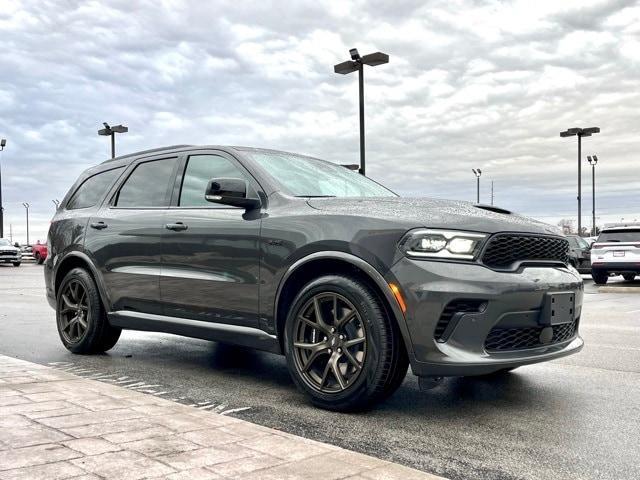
<box><xmin>388</xmin><ymin>258</ymin><xmax>584</xmax><ymax>377</ymax></box>
<box><xmin>0</xmin><ymin>254</ymin><xmax>21</xmax><ymax>263</ymax></box>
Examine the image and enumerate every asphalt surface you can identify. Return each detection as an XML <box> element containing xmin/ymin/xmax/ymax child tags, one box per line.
<box><xmin>1</xmin><ymin>263</ymin><xmax>639</xmax><ymax>480</ymax></box>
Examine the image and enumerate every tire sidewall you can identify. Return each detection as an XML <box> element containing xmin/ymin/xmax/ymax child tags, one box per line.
<box><xmin>283</xmin><ymin>275</ymin><xmax>388</xmax><ymax>408</ymax></box>
<box><xmin>56</xmin><ymin>268</ymin><xmax>103</xmax><ymax>353</ymax></box>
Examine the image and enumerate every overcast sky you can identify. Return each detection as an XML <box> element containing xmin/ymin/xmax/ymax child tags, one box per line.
<box><xmin>1</xmin><ymin>0</ymin><xmax>639</xmax><ymax>243</ymax></box>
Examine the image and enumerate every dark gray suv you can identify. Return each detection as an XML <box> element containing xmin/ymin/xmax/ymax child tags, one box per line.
<box><xmin>45</xmin><ymin>145</ymin><xmax>583</xmax><ymax>410</ymax></box>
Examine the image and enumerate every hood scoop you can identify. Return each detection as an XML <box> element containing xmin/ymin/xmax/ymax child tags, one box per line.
<box><xmin>475</xmin><ymin>204</ymin><xmax>512</xmax><ymax>215</ymax></box>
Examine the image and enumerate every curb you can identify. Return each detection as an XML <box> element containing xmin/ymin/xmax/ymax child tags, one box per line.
<box><xmin>0</xmin><ymin>354</ymin><xmax>446</xmax><ymax>479</ymax></box>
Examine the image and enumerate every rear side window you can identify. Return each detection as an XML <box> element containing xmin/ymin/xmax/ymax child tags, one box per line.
<box><xmin>115</xmin><ymin>158</ymin><xmax>178</xmax><ymax>207</ymax></box>
<box><xmin>179</xmin><ymin>155</ymin><xmax>253</xmax><ymax>207</ymax></box>
<box><xmin>598</xmin><ymin>229</ymin><xmax>640</xmax><ymax>243</ymax></box>
<box><xmin>66</xmin><ymin>167</ymin><xmax>124</xmax><ymax>210</ymax></box>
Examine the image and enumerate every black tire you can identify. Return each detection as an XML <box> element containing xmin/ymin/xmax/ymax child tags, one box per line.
<box><xmin>592</xmin><ymin>270</ymin><xmax>608</xmax><ymax>285</ymax></box>
<box><xmin>36</xmin><ymin>253</ymin><xmax>44</xmax><ymax>265</ymax></box>
<box><xmin>12</xmin><ymin>262</ymin><xmax>20</xmax><ymax>267</ymax></box>
<box><xmin>284</xmin><ymin>275</ymin><xmax>408</xmax><ymax>411</ymax></box>
<box><xmin>56</xmin><ymin>268</ymin><xmax>121</xmax><ymax>354</ymax></box>
<box><xmin>622</xmin><ymin>273</ymin><xmax>636</xmax><ymax>282</ymax></box>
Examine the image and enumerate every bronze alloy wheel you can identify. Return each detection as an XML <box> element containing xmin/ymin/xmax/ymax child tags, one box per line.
<box><xmin>58</xmin><ymin>279</ymin><xmax>90</xmax><ymax>344</ymax></box>
<box><xmin>292</xmin><ymin>292</ymin><xmax>367</xmax><ymax>393</ymax></box>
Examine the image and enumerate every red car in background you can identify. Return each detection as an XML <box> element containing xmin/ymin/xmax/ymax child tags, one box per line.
<box><xmin>32</xmin><ymin>241</ymin><xmax>48</xmax><ymax>264</ymax></box>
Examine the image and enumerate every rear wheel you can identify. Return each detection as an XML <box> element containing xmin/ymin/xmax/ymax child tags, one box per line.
<box><xmin>284</xmin><ymin>275</ymin><xmax>408</xmax><ymax>411</ymax></box>
<box><xmin>623</xmin><ymin>273</ymin><xmax>636</xmax><ymax>282</ymax></box>
<box><xmin>592</xmin><ymin>270</ymin><xmax>608</xmax><ymax>285</ymax></box>
<box><xmin>56</xmin><ymin>268</ymin><xmax>121</xmax><ymax>354</ymax></box>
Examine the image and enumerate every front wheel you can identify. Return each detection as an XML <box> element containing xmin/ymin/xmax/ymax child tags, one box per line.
<box><xmin>12</xmin><ymin>262</ymin><xmax>21</xmax><ymax>267</ymax></box>
<box><xmin>284</xmin><ymin>275</ymin><xmax>408</xmax><ymax>411</ymax></box>
<box><xmin>592</xmin><ymin>270</ymin><xmax>609</xmax><ymax>285</ymax></box>
<box><xmin>56</xmin><ymin>268</ymin><xmax>121</xmax><ymax>354</ymax></box>
<box><xmin>623</xmin><ymin>273</ymin><xmax>636</xmax><ymax>282</ymax></box>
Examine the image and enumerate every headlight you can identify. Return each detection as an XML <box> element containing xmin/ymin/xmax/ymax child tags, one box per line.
<box><xmin>399</xmin><ymin>229</ymin><xmax>488</xmax><ymax>260</ymax></box>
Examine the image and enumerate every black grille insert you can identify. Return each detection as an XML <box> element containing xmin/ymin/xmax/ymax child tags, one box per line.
<box><xmin>435</xmin><ymin>299</ymin><xmax>486</xmax><ymax>342</ymax></box>
<box><xmin>484</xmin><ymin>318</ymin><xmax>579</xmax><ymax>352</ymax></box>
<box><xmin>481</xmin><ymin>234</ymin><xmax>569</xmax><ymax>269</ymax></box>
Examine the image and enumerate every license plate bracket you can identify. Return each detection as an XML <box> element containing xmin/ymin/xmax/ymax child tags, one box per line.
<box><xmin>541</xmin><ymin>292</ymin><xmax>575</xmax><ymax>326</ymax></box>
<box><xmin>613</xmin><ymin>251</ymin><xmax>625</xmax><ymax>257</ymax></box>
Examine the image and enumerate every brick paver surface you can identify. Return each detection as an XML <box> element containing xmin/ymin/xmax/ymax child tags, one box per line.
<box><xmin>0</xmin><ymin>355</ymin><xmax>445</xmax><ymax>479</ymax></box>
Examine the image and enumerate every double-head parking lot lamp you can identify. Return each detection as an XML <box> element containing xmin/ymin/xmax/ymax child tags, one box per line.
<box><xmin>98</xmin><ymin>123</ymin><xmax>128</xmax><ymax>159</ymax></box>
<box><xmin>560</xmin><ymin>127</ymin><xmax>600</xmax><ymax>236</ymax></box>
<box><xmin>334</xmin><ymin>49</ymin><xmax>389</xmax><ymax>176</ymax></box>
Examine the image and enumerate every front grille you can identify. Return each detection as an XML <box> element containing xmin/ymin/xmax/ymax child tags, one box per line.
<box><xmin>484</xmin><ymin>318</ymin><xmax>579</xmax><ymax>352</ymax></box>
<box><xmin>0</xmin><ymin>251</ymin><xmax>16</xmax><ymax>256</ymax></box>
<box><xmin>481</xmin><ymin>234</ymin><xmax>569</xmax><ymax>269</ymax></box>
<box><xmin>434</xmin><ymin>299</ymin><xmax>486</xmax><ymax>342</ymax></box>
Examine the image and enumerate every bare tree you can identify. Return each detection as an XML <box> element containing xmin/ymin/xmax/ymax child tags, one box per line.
<box><xmin>557</xmin><ymin>219</ymin><xmax>575</xmax><ymax>235</ymax></box>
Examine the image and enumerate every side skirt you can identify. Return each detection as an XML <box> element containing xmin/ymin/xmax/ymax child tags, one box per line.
<box><xmin>108</xmin><ymin>311</ymin><xmax>282</xmax><ymax>354</ymax></box>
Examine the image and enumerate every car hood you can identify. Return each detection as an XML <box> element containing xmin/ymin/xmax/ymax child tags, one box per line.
<box><xmin>307</xmin><ymin>197</ymin><xmax>562</xmax><ymax>235</ymax></box>
<box><xmin>0</xmin><ymin>246</ymin><xmax>19</xmax><ymax>253</ymax></box>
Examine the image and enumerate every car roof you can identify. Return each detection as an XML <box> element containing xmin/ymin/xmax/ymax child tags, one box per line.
<box><xmin>101</xmin><ymin>145</ymin><xmax>322</xmax><ymax>165</ymax></box>
<box><xmin>601</xmin><ymin>224</ymin><xmax>640</xmax><ymax>231</ymax></box>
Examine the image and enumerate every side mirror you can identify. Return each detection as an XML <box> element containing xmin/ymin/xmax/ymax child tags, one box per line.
<box><xmin>14</xmin><ymin>243</ymin><xmax>19</xmax><ymax>248</ymax></box>
<box><xmin>205</xmin><ymin>178</ymin><xmax>261</xmax><ymax>210</ymax></box>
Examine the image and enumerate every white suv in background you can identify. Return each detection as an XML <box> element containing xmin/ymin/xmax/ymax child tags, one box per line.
<box><xmin>591</xmin><ymin>224</ymin><xmax>640</xmax><ymax>284</ymax></box>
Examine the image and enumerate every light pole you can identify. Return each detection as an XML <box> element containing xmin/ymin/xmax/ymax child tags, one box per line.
<box><xmin>22</xmin><ymin>202</ymin><xmax>30</xmax><ymax>246</ymax></box>
<box><xmin>0</xmin><ymin>138</ymin><xmax>6</xmax><ymax>238</ymax></box>
<box><xmin>472</xmin><ymin>169</ymin><xmax>482</xmax><ymax>203</ymax></box>
<box><xmin>334</xmin><ymin>48</ymin><xmax>389</xmax><ymax>176</ymax></box>
<box><xmin>560</xmin><ymin>127</ymin><xmax>600</xmax><ymax>236</ymax></box>
<box><xmin>587</xmin><ymin>155</ymin><xmax>598</xmax><ymax>236</ymax></box>
<box><xmin>98</xmin><ymin>123</ymin><xmax>128</xmax><ymax>159</ymax></box>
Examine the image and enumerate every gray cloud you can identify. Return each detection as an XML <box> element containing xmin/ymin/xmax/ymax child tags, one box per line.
<box><xmin>1</xmin><ymin>0</ymin><xmax>639</xmax><ymax>243</ymax></box>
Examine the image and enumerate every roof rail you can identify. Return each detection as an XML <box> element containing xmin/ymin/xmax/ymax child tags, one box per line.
<box><xmin>102</xmin><ymin>145</ymin><xmax>194</xmax><ymax>163</ymax></box>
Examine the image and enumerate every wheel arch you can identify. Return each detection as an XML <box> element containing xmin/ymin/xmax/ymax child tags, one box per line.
<box><xmin>54</xmin><ymin>252</ymin><xmax>111</xmax><ymax>311</ymax></box>
<box><xmin>274</xmin><ymin>252</ymin><xmax>414</xmax><ymax>357</ymax></box>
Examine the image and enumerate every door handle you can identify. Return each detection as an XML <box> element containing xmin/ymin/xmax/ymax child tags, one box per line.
<box><xmin>90</xmin><ymin>221</ymin><xmax>108</xmax><ymax>230</ymax></box>
<box><xmin>165</xmin><ymin>222</ymin><xmax>188</xmax><ymax>231</ymax></box>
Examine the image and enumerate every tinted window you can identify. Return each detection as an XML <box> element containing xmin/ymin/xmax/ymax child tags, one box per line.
<box><xmin>179</xmin><ymin>155</ymin><xmax>252</xmax><ymax>207</ymax></box>
<box><xmin>242</xmin><ymin>150</ymin><xmax>395</xmax><ymax>198</ymax></box>
<box><xmin>116</xmin><ymin>158</ymin><xmax>177</xmax><ymax>207</ymax></box>
<box><xmin>598</xmin><ymin>229</ymin><xmax>640</xmax><ymax>243</ymax></box>
<box><xmin>66</xmin><ymin>167</ymin><xmax>124</xmax><ymax>210</ymax></box>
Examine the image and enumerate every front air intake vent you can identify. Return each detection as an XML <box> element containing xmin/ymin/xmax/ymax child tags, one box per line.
<box><xmin>434</xmin><ymin>299</ymin><xmax>487</xmax><ymax>342</ymax></box>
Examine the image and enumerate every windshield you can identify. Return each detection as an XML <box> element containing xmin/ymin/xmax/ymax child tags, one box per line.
<box><xmin>598</xmin><ymin>229</ymin><xmax>640</xmax><ymax>243</ymax></box>
<box><xmin>0</xmin><ymin>239</ymin><xmax>11</xmax><ymax>247</ymax></box>
<box><xmin>242</xmin><ymin>150</ymin><xmax>396</xmax><ymax>198</ymax></box>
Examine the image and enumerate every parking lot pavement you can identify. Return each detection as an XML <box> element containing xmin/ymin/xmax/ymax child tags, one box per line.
<box><xmin>0</xmin><ymin>355</ymin><xmax>444</xmax><ymax>480</ymax></box>
<box><xmin>1</xmin><ymin>264</ymin><xmax>639</xmax><ymax>480</ymax></box>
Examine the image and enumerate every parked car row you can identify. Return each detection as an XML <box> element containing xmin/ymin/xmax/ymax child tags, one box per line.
<box><xmin>0</xmin><ymin>240</ymin><xmax>48</xmax><ymax>266</ymax></box>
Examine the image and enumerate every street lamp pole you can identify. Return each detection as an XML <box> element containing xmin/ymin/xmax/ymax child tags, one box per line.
<box><xmin>587</xmin><ymin>155</ymin><xmax>598</xmax><ymax>236</ymax></box>
<box><xmin>22</xmin><ymin>202</ymin><xmax>30</xmax><ymax>246</ymax></box>
<box><xmin>98</xmin><ymin>123</ymin><xmax>128</xmax><ymax>159</ymax></box>
<box><xmin>560</xmin><ymin>127</ymin><xmax>600</xmax><ymax>236</ymax></box>
<box><xmin>0</xmin><ymin>138</ymin><xmax>6</xmax><ymax>238</ymax></box>
<box><xmin>334</xmin><ymin>49</ymin><xmax>389</xmax><ymax>176</ymax></box>
<box><xmin>472</xmin><ymin>169</ymin><xmax>482</xmax><ymax>203</ymax></box>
